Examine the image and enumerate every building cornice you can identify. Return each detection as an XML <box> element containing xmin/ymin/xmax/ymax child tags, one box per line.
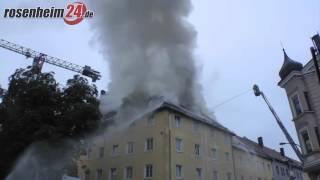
<box><xmin>278</xmin><ymin>71</ymin><xmax>303</xmax><ymax>87</ymax></box>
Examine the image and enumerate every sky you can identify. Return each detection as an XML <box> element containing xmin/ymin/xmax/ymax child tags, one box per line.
<box><xmin>0</xmin><ymin>0</ymin><xmax>320</xmax><ymax>160</ymax></box>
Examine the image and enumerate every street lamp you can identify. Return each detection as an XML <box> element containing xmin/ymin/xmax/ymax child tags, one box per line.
<box><xmin>279</xmin><ymin>142</ymin><xmax>301</xmax><ymax>148</ymax></box>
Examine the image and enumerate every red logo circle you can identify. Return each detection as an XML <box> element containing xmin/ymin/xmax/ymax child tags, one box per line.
<box><xmin>64</xmin><ymin>2</ymin><xmax>87</xmax><ymax>25</ymax></box>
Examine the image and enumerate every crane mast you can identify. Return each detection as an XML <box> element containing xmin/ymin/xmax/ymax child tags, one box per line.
<box><xmin>0</xmin><ymin>39</ymin><xmax>101</xmax><ymax>82</ymax></box>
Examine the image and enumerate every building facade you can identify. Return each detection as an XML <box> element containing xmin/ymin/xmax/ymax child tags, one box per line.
<box><xmin>79</xmin><ymin>101</ymin><xmax>308</xmax><ymax>180</ymax></box>
<box><xmin>278</xmin><ymin>34</ymin><xmax>320</xmax><ymax>179</ymax></box>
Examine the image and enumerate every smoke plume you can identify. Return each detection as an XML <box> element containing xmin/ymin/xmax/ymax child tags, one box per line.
<box><xmin>89</xmin><ymin>0</ymin><xmax>208</xmax><ymax>115</ymax></box>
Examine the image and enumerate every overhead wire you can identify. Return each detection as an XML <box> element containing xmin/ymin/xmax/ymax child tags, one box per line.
<box><xmin>212</xmin><ymin>88</ymin><xmax>252</xmax><ymax>110</ymax></box>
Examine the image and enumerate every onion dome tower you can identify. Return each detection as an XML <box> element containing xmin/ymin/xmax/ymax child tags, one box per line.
<box><xmin>279</xmin><ymin>49</ymin><xmax>303</xmax><ymax>80</ymax></box>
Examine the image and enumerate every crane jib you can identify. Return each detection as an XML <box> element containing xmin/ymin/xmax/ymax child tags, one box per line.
<box><xmin>0</xmin><ymin>39</ymin><xmax>101</xmax><ymax>81</ymax></box>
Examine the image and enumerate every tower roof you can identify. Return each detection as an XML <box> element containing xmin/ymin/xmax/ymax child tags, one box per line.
<box><xmin>279</xmin><ymin>49</ymin><xmax>303</xmax><ymax>80</ymax></box>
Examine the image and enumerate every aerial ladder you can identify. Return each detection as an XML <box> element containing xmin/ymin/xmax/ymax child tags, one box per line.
<box><xmin>253</xmin><ymin>85</ymin><xmax>304</xmax><ymax>162</ymax></box>
<box><xmin>0</xmin><ymin>39</ymin><xmax>101</xmax><ymax>82</ymax></box>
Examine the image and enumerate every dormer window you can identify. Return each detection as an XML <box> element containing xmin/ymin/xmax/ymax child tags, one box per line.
<box><xmin>291</xmin><ymin>94</ymin><xmax>302</xmax><ymax>116</ymax></box>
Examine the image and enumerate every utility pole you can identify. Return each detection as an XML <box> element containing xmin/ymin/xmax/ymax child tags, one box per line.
<box><xmin>253</xmin><ymin>84</ymin><xmax>304</xmax><ymax>162</ymax></box>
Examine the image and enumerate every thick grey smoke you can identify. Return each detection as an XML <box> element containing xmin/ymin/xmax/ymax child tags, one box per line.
<box><xmin>89</xmin><ymin>0</ymin><xmax>208</xmax><ymax>115</ymax></box>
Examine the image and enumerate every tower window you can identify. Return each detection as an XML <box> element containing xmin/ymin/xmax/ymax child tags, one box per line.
<box><xmin>301</xmin><ymin>130</ymin><xmax>312</xmax><ymax>153</ymax></box>
<box><xmin>291</xmin><ymin>94</ymin><xmax>302</xmax><ymax>116</ymax></box>
<box><xmin>304</xmin><ymin>92</ymin><xmax>312</xmax><ymax>110</ymax></box>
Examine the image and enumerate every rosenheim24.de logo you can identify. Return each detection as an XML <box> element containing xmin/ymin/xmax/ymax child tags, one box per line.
<box><xmin>3</xmin><ymin>2</ymin><xmax>94</xmax><ymax>25</ymax></box>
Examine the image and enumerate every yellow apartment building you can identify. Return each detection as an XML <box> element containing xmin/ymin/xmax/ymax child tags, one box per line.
<box><xmin>78</xmin><ymin>101</ymin><xmax>308</xmax><ymax>180</ymax></box>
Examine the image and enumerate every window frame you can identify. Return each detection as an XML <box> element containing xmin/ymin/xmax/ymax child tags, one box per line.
<box><xmin>194</xmin><ymin>144</ymin><xmax>201</xmax><ymax>156</ymax></box>
<box><xmin>299</xmin><ymin>128</ymin><xmax>313</xmax><ymax>153</ymax></box>
<box><xmin>96</xmin><ymin>169</ymin><xmax>102</xmax><ymax>180</ymax></box>
<box><xmin>112</xmin><ymin>144</ymin><xmax>119</xmax><ymax>156</ymax></box>
<box><xmin>196</xmin><ymin>168</ymin><xmax>202</xmax><ymax>180</ymax></box>
<box><xmin>145</xmin><ymin>138</ymin><xmax>154</xmax><ymax>152</ymax></box>
<box><xmin>289</xmin><ymin>92</ymin><xmax>303</xmax><ymax>117</ymax></box>
<box><xmin>125</xmin><ymin>166</ymin><xmax>133</xmax><ymax>179</ymax></box>
<box><xmin>144</xmin><ymin>164</ymin><xmax>153</xmax><ymax>179</ymax></box>
<box><xmin>176</xmin><ymin>164</ymin><xmax>183</xmax><ymax>179</ymax></box>
<box><xmin>109</xmin><ymin>168</ymin><xmax>117</xmax><ymax>180</ymax></box>
<box><xmin>175</xmin><ymin>115</ymin><xmax>181</xmax><ymax>128</ymax></box>
<box><xmin>127</xmin><ymin>141</ymin><xmax>134</xmax><ymax>154</ymax></box>
<box><xmin>175</xmin><ymin>138</ymin><xmax>183</xmax><ymax>152</ymax></box>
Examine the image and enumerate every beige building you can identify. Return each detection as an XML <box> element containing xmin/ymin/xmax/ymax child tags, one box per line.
<box><xmin>278</xmin><ymin>34</ymin><xmax>320</xmax><ymax>179</ymax></box>
<box><xmin>79</xmin><ymin>101</ymin><xmax>307</xmax><ymax>180</ymax></box>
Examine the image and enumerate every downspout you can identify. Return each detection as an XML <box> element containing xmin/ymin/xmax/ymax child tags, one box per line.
<box><xmin>311</xmin><ymin>47</ymin><xmax>320</xmax><ymax>84</ymax></box>
<box><xmin>168</xmin><ymin>111</ymin><xmax>172</xmax><ymax>180</ymax></box>
<box><xmin>231</xmin><ymin>136</ymin><xmax>237</xmax><ymax>180</ymax></box>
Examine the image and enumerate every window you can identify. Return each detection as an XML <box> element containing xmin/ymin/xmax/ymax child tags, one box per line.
<box><xmin>241</xmin><ymin>175</ymin><xmax>244</xmax><ymax>180</ymax></box>
<box><xmin>267</xmin><ymin>164</ymin><xmax>271</xmax><ymax>171</ymax></box>
<box><xmin>96</xmin><ymin>169</ymin><xmax>102</xmax><ymax>180</ymax></box>
<box><xmin>127</xmin><ymin>142</ymin><xmax>134</xmax><ymax>154</ymax></box>
<box><xmin>193</xmin><ymin>122</ymin><xmax>200</xmax><ymax>132</ymax></box>
<box><xmin>147</xmin><ymin>114</ymin><xmax>155</xmax><ymax>127</ymax></box>
<box><xmin>225</xmin><ymin>152</ymin><xmax>230</xmax><ymax>161</ymax></box>
<box><xmin>125</xmin><ymin>166</ymin><xmax>133</xmax><ymax>179</ymax></box>
<box><xmin>280</xmin><ymin>167</ymin><xmax>285</xmax><ymax>176</ymax></box>
<box><xmin>291</xmin><ymin>94</ymin><xmax>302</xmax><ymax>116</ymax></box>
<box><xmin>196</xmin><ymin>168</ymin><xmax>202</xmax><ymax>180</ymax></box>
<box><xmin>213</xmin><ymin>171</ymin><xmax>218</xmax><ymax>180</ymax></box>
<box><xmin>110</xmin><ymin>168</ymin><xmax>117</xmax><ymax>180</ymax></box>
<box><xmin>227</xmin><ymin>172</ymin><xmax>232</xmax><ymax>180</ymax></box>
<box><xmin>145</xmin><ymin>138</ymin><xmax>154</xmax><ymax>151</ymax></box>
<box><xmin>286</xmin><ymin>168</ymin><xmax>289</xmax><ymax>176</ymax></box>
<box><xmin>175</xmin><ymin>138</ymin><xmax>182</xmax><ymax>152</ymax></box>
<box><xmin>301</xmin><ymin>130</ymin><xmax>312</xmax><ymax>153</ymax></box>
<box><xmin>144</xmin><ymin>164</ymin><xmax>153</xmax><ymax>178</ymax></box>
<box><xmin>304</xmin><ymin>92</ymin><xmax>312</xmax><ymax>110</ymax></box>
<box><xmin>211</xmin><ymin>148</ymin><xmax>217</xmax><ymax>160</ymax></box>
<box><xmin>175</xmin><ymin>115</ymin><xmax>181</xmax><ymax>128</ymax></box>
<box><xmin>85</xmin><ymin>170</ymin><xmax>90</xmax><ymax>180</ymax></box>
<box><xmin>112</xmin><ymin>144</ymin><xmax>119</xmax><ymax>156</ymax></box>
<box><xmin>276</xmin><ymin>166</ymin><xmax>279</xmax><ymax>175</ymax></box>
<box><xmin>99</xmin><ymin>147</ymin><xmax>104</xmax><ymax>158</ymax></box>
<box><xmin>176</xmin><ymin>165</ymin><xmax>183</xmax><ymax>178</ymax></box>
<box><xmin>194</xmin><ymin>144</ymin><xmax>200</xmax><ymax>156</ymax></box>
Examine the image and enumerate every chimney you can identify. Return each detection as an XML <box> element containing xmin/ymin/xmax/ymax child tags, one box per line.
<box><xmin>258</xmin><ymin>137</ymin><xmax>264</xmax><ymax>147</ymax></box>
<box><xmin>280</xmin><ymin>148</ymin><xmax>285</xmax><ymax>156</ymax></box>
<box><xmin>312</xmin><ymin>33</ymin><xmax>320</xmax><ymax>53</ymax></box>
